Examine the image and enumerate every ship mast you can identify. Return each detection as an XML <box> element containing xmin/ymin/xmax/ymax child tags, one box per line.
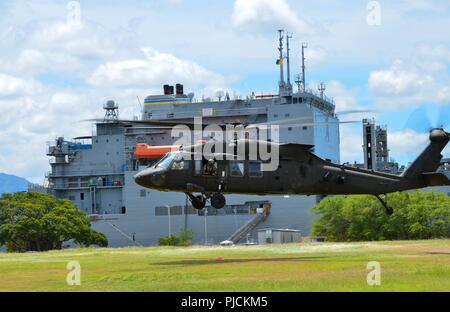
<box><xmin>301</xmin><ymin>42</ymin><xmax>308</xmax><ymax>92</ymax></box>
<box><xmin>278</xmin><ymin>29</ymin><xmax>285</xmax><ymax>95</ymax></box>
<box><xmin>286</xmin><ymin>32</ymin><xmax>293</xmax><ymax>93</ymax></box>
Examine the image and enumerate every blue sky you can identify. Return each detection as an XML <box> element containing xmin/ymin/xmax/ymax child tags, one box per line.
<box><xmin>0</xmin><ymin>0</ymin><xmax>450</xmax><ymax>182</ymax></box>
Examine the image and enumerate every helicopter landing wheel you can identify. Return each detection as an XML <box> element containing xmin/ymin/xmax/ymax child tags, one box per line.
<box><xmin>186</xmin><ymin>192</ymin><xmax>206</xmax><ymax>210</ymax></box>
<box><xmin>192</xmin><ymin>195</ymin><xmax>206</xmax><ymax>210</ymax></box>
<box><xmin>211</xmin><ymin>193</ymin><xmax>226</xmax><ymax>209</ymax></box>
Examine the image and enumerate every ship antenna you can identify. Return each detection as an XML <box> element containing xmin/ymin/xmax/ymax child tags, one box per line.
<box><xmin>295</xmin><ymin>74</ymin><xmax>302</xmax><ymax>93</ymax></box>
<box><xmin>286</xmin><ymin>33</ymin><xmax>292</xmax><ymax>85</ymax></box>
<box><xmin>318</xmin><ymin>82</ymin><xmax>326</xmax><ymax>98</ymax></box>
<box><xmin>136</xmin><ymin>96</ymin><xmax>143</xmax><ymax>115</ymax></box>
<box><xmin>278</xmin><ymin>29</ymin><xmax>285</xmax><ymax>94</ymax></box>
<box><xmin>301</xmin><ymin>42</ymin><xmax>308</xmax><ymax>91</ymax></box>
<box><xmin>286</xmin><ymin>32</ymin><xmax>293</xmax><ymax>91</ymax></box>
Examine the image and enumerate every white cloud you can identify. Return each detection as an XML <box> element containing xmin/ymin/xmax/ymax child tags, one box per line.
<box><xmin>325</xmin><ymin>81</ymin><xmax>360</xmax><ymax>112</ymax></box>
<box><xmin>28</xmin><ymin>20</ymin><xmax>121</xmax><ymax>61</ymax></box>
<box><xmin>340</xmin><ymin>126</ymin><xmax>364</xmax><ymax>164</ymax></box>
<box><xmin>388</xmin><ymin>129</ymin><xmax>429</xmax><ymax>162</ymax></box>
<box><xmin>17</xmin><ymin>49</ymin><xmax>45</xmax><ymax>71</ymax></box>
<box><xmin>0</xmin><ymin>6</ymin><xmax>233</xmax><ymax>182</ymax></box>
<box><xmin>340</xmin><ymin>127</ymin><xmax>432</xmax><ymax>165</ymax></box>
<box><xmin>369</xmin><ymin>50</ymin><xmax>450</xmax><ymax>108</ymax></box>
<box><xmin>305</xmin><ymin>46</ymin><xmax>328</xmax><ymax>69</ymax></box>
<box><xmin>88</xmin><ymin>47</ymin><xmax>229</xmax><ymax>91</ymax></box>
<box><xmin>0</xmin><ymin>73</ymin><xmax>41</xmax><ymax>98</ymax></box>
<box><xmin>369</xmin><ymin>60</ymin><xmax>427</xmax><ymax>96</ymax></box>
<box><xmin>30</xmin><ymin>20</ymin><xmax>83</xmax><ymax>46</ymax></box>
<box><xmin>415</xmin><ymin>45</ymin><xmax>450</xmax><ymax>73</ymax></box>
<box><xmin>231</xmin><ymin>0</ymin><xmax>313</xmax><ymax>34</ymax></box>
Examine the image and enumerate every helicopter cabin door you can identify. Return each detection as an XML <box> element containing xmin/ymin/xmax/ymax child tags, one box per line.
<box><xmin>227</xmin><ymin>160</ymin><xmax>266</xmax><ymax>193</ymax></box>
<box><xmin>193</xmin><ymin>158</ymin><xmax>227</xmax><ymax>193</ymax></box>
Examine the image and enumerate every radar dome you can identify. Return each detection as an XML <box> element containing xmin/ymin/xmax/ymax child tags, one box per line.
<box><xmin>215</xmin><ymin>89</ymin><xmax>225</xmax><ymax>100</ymax></box>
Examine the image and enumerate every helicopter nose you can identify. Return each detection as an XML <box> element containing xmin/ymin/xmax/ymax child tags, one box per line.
<box><xmin>133</xmin><ymin>172</ymin><xmax>144</xmax><ymax>185</ymax></box>
<box><xmin>133</xmin><ymin>169</ymin><xmax>166</xmax><ymax>187</ymax></box>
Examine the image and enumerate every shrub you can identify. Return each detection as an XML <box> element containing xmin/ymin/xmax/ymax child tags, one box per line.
<box><xmin>0</xmin><ymin>192</ymin><xmax>108</xmax><ymax>252</ymax></box>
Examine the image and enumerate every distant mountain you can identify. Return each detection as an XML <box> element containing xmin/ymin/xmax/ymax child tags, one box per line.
<box><xmin>0</xmin><ymin>173</ymin><xmax>30</xmax><ymax>195</ymax></box>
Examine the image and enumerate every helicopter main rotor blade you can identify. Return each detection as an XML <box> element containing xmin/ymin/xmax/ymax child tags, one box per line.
<box><xmin>248</xmin><ymin>119</ymin><xmax>360</xmax><ymax>129</ymax></box>
<box><xmin>335</xmin><ymin>109</ymin><xmax>376</xmax><ymax>116</ymax></box>
<box><xmin>82</xmin><ymin>117</ymin><xmax>360</xmax><ymax>132</ymax></box>
<box><xmin>437</xmin><ymin>105</ymin><xmax>450</xmax><ymax>129</ymax></box>
<box><xmin>402</xmin><ymin>104</ymin><xmax>450</xmax><ymax>133</ymax></box>
<box><xmin>404</xmin><ymin>105</ymin><xmax>434</xmax><ymax>133</ymax></box>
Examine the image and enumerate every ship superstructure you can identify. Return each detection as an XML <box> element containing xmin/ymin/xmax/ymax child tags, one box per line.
<box><xmin>45</xmin><ymin>30</ymin><xmax>341</xmax><ymax>246</ymax></box>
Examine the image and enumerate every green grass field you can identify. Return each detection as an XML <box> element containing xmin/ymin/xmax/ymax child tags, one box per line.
<box><xmin>0</xmin><ymin>240</ymin><xmax>449</xmax><ymax>292</ymax></box>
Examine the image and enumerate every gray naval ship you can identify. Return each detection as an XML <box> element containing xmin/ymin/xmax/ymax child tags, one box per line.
<box><xmin>45</xmin><ymin>30</ymin><xmax>341</xmax><ymax>246</ymax></box>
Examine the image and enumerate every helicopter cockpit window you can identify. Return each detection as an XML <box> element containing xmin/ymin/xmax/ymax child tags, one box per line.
<box><xmin>154</xmin><ymin>153</ymin><xmax>175</xmax><ymax>170</ymax></box>
<box><xmin>172</xmin><ymin>159</ymin><xmax>185</xmax><ymax>170</ymax></box>
<box><xmin>171</xmin><ymin>153</ymin><xmax>189</xmax><ymax>171</ymax></box>
<box><xmin>230</xmin><ymin>160</ymin><xmax>244</xmax><ymax>177</ymax></box>
<box><xmin>248</xmin><ymin>161</ymin><xmax>263</xmax><ymax>178</ymax></box>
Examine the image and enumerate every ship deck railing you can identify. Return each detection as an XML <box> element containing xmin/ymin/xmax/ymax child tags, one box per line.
<box><xmin>50</xmin><ymin>185</ymin><xmax>123</xmax><ymax>191</ymax></box>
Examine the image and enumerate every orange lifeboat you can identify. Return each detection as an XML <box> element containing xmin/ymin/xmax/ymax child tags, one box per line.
<box><xmin>134</xmin><ymin>144</ymin><xmax>180</xmax><ymax>159</ymax></box>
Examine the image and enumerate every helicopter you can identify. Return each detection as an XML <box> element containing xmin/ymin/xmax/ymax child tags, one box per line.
<box><xmin>133</xmin><ymin>126</ymin><xmax>450</xmax><ymax>215</ymax></box>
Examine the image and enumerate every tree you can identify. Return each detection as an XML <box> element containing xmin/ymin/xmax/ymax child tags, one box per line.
<box><xmin>0</xmin><ymin>192</ymin><xmax>108</xmax><ymax>252</ymax></box>
<box><xmin>311</xmin><ymin>191</ymin><xmax>450</xmax><ymax>241</ymax></box>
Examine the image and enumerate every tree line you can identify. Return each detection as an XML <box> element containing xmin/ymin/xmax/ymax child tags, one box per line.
<box><xmin>311</xmin><ymin>191</ymin><xmax>450</xmax><ymax>241</ymax></box>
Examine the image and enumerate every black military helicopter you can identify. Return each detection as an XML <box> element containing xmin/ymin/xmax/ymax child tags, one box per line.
<box><xmin>133</xmin><ymin>123</ymin><xmax>450</xmax><ymax>215</ymax></box>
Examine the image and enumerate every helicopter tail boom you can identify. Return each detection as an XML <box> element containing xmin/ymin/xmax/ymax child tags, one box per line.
<box><xmin>401</xmin><ymin>129</ymin><xmax>449</xmax><ymax>186</ymax></box>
